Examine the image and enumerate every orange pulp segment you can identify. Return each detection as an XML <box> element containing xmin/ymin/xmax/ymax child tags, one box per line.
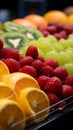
<box><xmin>18</xmin><ymin>87</ymin><xmax>50</xmax><ymax>123</ymax></box>
<box><xmin>0</xmin><ymin>99</ymin><xmax>26</xmax><ymax>130</ymax></box>
<box><xmin>2</xmin><ymin>72</ymin><xmax>40</xmax><ymax>95</ymax></box>
<box><xmin>0</xmin><ymin>81</ymin><xmax>17</xmax><ymax>101</ymax></box>
<box><xmin>0</xmin><ymin>60</ymin><xmax>10</xmax><ymax>81</ymax></box>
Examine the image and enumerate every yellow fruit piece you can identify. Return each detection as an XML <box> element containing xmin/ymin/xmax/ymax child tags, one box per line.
<box><xmin>0</xmin><ymin>99</ymin><xmax>26</xmax><ymax>130</ymax></box>
<box><xmin>18</xmin><ymin>87</ymin><xmax>50</xmax><ymax>123</ymax></box>
<box><xmin>0</xmin><ymin>60</ymin><xmax>10</xmax><ymax>81</ymax></box>
<box><xmin>0</xmin><ymin>82</ymin><xmax>17</xmax><ymax>101</ymax></box>
<box><xmin>43</xmin><ymin>10</ymin><xmax>68</xmax><ymax>24</ymax></box>
<box><xmin>2</xmin><ymin>72</ymin><xmax>40</xmax><ymax>95</ymax></box>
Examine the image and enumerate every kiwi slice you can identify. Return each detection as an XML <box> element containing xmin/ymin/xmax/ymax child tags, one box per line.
<box><xmin>2</xmin><ymin>21</ymin><xmax>23</xmax><ymax>32</ymax></box>
<box><xmin>19</xmin><ymin>27</ymin><xmax>43</xmax><ymax>41</ymax></box>
<box><xmin>0</xmin><ymin>32</ymin><xmax>29</xmax><ymax>54</ymax></box>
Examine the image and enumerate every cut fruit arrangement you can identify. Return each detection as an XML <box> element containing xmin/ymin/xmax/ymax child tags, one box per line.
<box><xmin>0</xmin><ymin>37</ymin><xmax>73</xmax><ymax>129</ymax></box>
<box><xmin>0</xmin><ymin>10</ymin><xmax>73</xmax><ymax>129</ymax></box>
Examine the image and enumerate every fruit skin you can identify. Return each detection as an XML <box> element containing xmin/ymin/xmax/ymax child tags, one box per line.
<box><xmin>19</xmin><ymin>56</ymin><xmax>34</xmax><ymax>67</ymax></box>
<box><xmin>0</xmin><ymin>47</ymin><xmax>20</xmax><ymax>60</ymax></box>
<box><xmin>43</xmin><ymin>10</ymin><xmax>68</xmax><ymax>24</ymax></box>
<box><xmin>3</xmin><ymin>58</ymin><xmax>20</xmax><ymax>73</ymax></box>
<box><xmin>31</xmin><ymin>59</ymin><xmax>43</xmax><ymax>76</ymax></box>
<box><xmin>61</xmin><ymin>84</ymin><xmax>73</xmax><ymax>98</ymax></box>
<box><xmin>37</xmin><ymin>75</ymin><xmax>50</xmax><ymax>91</ymax></box>
<box><xmin>25</xmin><ymin>45</ymin><xmax>38</xmax><ymax>60</ymax></box>
<box><xmin>47</xmin><ymin>92</ymin><xmax>59</xmax><ymax>105</ymax></box>
<box><xmin>24</xmin><ymin>14</ymin><xmax>48</xmax><ymax>27</ymax></box>
<box><xmin>65</xmin><ymin>75</ymin><xmax>73</xmax><ymax>86</ymax></box>
<box><xmin>42</xmin><ymin>59</ymin><xmax>59</xmax><ymax>69</ymax></box>
<box><xmin>19</xmin><ymin>65</ymin><xmax>37</xmax><ymax>78</ymax></box>
<box><xmin>45</xmin><ymin>76</ymin><xmax>62</xmax><ymax>96</ymax></box>
<box><xmin>0</xmin><ymin>39</ymin><xmax>3</xmax><ymax>49</ymax></box>
<box><xmin>53</xmin><ymin>66</ymin><xmax>68</xmax><ymax>81</ymax></box>
<box><xmin>12</xmin><ymin>18</ymin><xmax>37</xmax><ymax>29</ymax></box>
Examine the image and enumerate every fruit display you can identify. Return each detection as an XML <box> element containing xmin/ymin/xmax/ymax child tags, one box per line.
<box><xmin>0</xmin><ymin>9</ymin><xmax>73</xmax><ymax>129</ymax></box>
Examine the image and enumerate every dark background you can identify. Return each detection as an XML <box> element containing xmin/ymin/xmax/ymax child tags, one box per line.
<box><xmin>0</xmin><ymin>0</ymin><xmax>73</xmax><ymax>20</ymax></box>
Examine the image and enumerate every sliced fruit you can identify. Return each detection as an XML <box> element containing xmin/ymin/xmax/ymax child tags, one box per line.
<box><xmin>12</xmin><ymin>18</ymin><xmax>37</xmax><ymax>29</ymax></box>
<box><xmin>0</xmin><ymin>99</ymin><xmax>26</xmax><ymax>130</ymax></box>
<box><xmin>19</xmin><ymin>27</ymin><xmax>43</xmax><ymax>41</ymax></box>
<box><xmin>43</xmin><ymin>10</ymin><xmax>68</xmax><ymax>24</ymax></box>
<box><xmin>24</xmin><ymin>14</ymin><xmax>48</xmax><ymax>27</ymax></box>
<box><xmin>2</xmin><ymin>21</ymin><xmax>23</xmax><ymax>32</ymax></box>
<box><xmin>18</xmin><ymin>87</ymin><xmax>50</xmax><ymax>123</ymax></box>
<box><xmin>2</xmin><ymin>72</ymin><xmax>40</xmax><ymax>95</ymax></box>
<box><xmin>0</xmin><ymin>32</ymin><xmax>29</xmax><ymax>54</ymax></box>
<box><xmin>0</xmin><ymin>60</ymin><xmax>10</xmax><ymax>81</ymax></box>
<box><xmin>0</xmin><ymin>81</ymin><xmax>17</xmax><ymax>101</ymax></box>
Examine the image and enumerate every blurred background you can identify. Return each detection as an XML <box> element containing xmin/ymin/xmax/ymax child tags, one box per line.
<box><xmin>0</xmin><ymin>0</ymin><xmax>73</xmax><ymax>22</ymax></box>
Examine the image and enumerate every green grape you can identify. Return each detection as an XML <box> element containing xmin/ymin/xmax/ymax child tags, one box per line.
<box><xmin>45</xmin><ymin>51</ymin><xmax>59</xmax><ymax>61</ymax></box>
<box><xmin>66</xmin><ymin>49</ymin><xmax>73</xmax><ymax>60</ymax></box>
<box><xmin>47</xmin><ymin>35</ymin><xmax>57</xmax><ymax>43</ymax></box>
<box><xmin>37</xmin><ymin>37</ymin><xmax>56</xmax><ymax>52</ymax></box>
<box><xmin>52</xmin><ymin>42</ymin><xmax>65</xmax><ymax>52</ymax></box>
<box><xmin>57</xmin><ymin>51</ymin><xmax>72</xmax><ymax>66</ymax></box>
<box><xmin>67</xmin><ymin>34</ymin><xmax>73</xmax><ymax>40</ymax></box>
<box><xmin>64</xmin><ymin>63</ymin><xmax>73</xmax><ymax>75</ymax></box>
<box><xmin>59</xmin><ymin>39</ymin><xmax>68</xmax><ymax>50</ymax></box>
<box><xmin>38</xmin><ymin>48</ymin><xmax>46</xmax><ymax>58</ymax></box>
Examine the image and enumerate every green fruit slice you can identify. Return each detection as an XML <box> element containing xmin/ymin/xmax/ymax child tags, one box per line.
<box><xmin>0</xmin><ymin>32</ymin><xmax>29</xmax><ymax>54</ymax></box>
<box><xmin>2</xmin><ymin>21</ymin><xmax>23</xmax><ymax>32</ymax></box>
<box><xmin>19</xmin><ymin>27</ymin><xmax>43</xmax><ymax>41</ymax></box>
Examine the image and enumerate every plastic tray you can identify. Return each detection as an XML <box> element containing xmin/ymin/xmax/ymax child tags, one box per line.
<box><xmin>25</xmin><ymin>95</ymin><xmax>73</xmax><ymax>130</ymax></box>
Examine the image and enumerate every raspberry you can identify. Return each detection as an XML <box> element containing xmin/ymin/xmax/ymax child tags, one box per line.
<box><xmin>65</xmin><ymin>75</ymin><xmax>73</xmax><ymax>87</ymax></box>
<box><xmin>42</xmin><ymin>65</ymin><xmax>54</xmax><ymax>76</ymax></box>
<box><xmin>19</xmin><ymin>56</ymin><xmax>33</xmax><ymax>67</ymax></box>
<box><xmin>62</xmin><ymin>84</ymin><xmax>73</xmax><ymax>98</ymax></box>
<box><xmin>0</xmin><ymin>39</ymin><xmax>3</xmax><ymax>49</ymax></box>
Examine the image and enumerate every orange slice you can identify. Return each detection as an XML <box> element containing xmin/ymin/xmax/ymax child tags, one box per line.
<box><xmin>0</xmin><ymin>60</ymin><xmax>10</xmax><ymax>81</ymax></box>
<box><xmin>2</xmin><ymin>72</ymin><xmax>40</xmax><ymax>95</ymax></box>
<box><xmin>0</xmin><ymin>99</ymin><xmax>26</xmax><ymax>130</ymax></box>
<box><xmin>0</xmin><ymin>81</ymin><xmax>17</xmax><ymax>101</ymax></box>
<box><xmin>18</xmin><ymin>87</ymin><xmax>50</xmax><ymax>123</ymax></box>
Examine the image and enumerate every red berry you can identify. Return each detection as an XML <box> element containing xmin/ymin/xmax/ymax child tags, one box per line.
<box><xmin>37</xmin><ymin>75</ymin><xmax>50</xmax><ymax>91</ymax></box>
<box><xmin>42</xmin><ymin>65</ymin><xmax>54</xmax><ymax>76</ymax></box>
<box><xmin>37</xmin><ymin>56</ymin><xmax>45</xmax><ymax>62</ymax></box>
<box><xmin>45</xmin><ymin>76</ymin><xmax>62</xmax><ymax>96</ymax></box>
<box><xmin>53</xmin><ymin>66</ymin><xmax>68</xmax><ymax>81</ymax></box>
<box><xmin>3</xmin><ymin>58</ymin><xmax>20</xmax><ymax>73</ymax></box>
<box><xmin>19</xmin><ymin>65</ymin><xmax>37</xmax><ymax>78</ymax></box>
<box><xmin>0</xmin><ymin>47</ymin><xmax>20</xmax><ymax>60</ymax></box>
<box><xmin>65</xmin><ymin>75</ymin><xmax>73</xmax><ymax>87</ymax></box>
<box><xmin>62</xmin><ymin>84</ymin><xmax>73</xmax><ymax>98</ymax></box>
<box><xmin>47</xmin><ymin>92</ymin><xmax>59</xmax><ymax>105</ymax></box>
<box><xmin>0</xmin><ymin>39</ymin><xmax>3</xmax><ymax>49</ymax></box>
<box><xmin>31</xmin><ymin>59</ymin><xmax>43</xmax><ymax>76</ymax></box>
<box><xmin>25</xmin><ymin>45</ymin><xmax>38</xmax><ymax>59</ymax></box>
<box><xmin>43</xmin><ymin>59</ymin><xmax>59</xmax><ymax>69</ymax></box>
<box><xmin>19</xmin><ymin>56</ymin><xmax>33</xmax><ymax>67</ymax></box>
